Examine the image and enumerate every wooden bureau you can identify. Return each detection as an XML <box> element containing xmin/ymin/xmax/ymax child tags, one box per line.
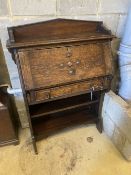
<box><xmin>7</xmin><ymin>19</ymin><xmax>114</xmax><ymax>153</ymax></box>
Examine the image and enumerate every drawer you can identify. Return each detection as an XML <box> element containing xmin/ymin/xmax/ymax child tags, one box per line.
<box><xmin>27</xmin><ymin>78</ymin><xmax>106</xmax><ymax>104</ymax></box>
<box><xmin>18</xmin><ymin>42</ymin><xmax>111</xmax><ymax>90</ymax></box>
<box><xmin>50</xmin><ymin>78</ymin><xmax>103</xmax><ymax>98</ymax></box>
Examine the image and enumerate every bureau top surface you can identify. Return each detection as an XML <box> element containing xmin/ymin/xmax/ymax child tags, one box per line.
<box><xmin>7</xmin><ymin>18</ymin><xmax>114</xmax><ymax>49</ymax></box>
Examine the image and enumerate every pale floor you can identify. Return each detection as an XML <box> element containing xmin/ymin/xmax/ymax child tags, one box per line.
<box><xmin>0</xmin><ymin>125</ymin><xmax>131</xmax><ymax>175</ymax></box>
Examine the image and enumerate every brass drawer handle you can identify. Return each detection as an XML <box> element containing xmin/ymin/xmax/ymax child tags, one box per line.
<box><xmin>100</xmin><ymin>86</ymin><xmax>103</xmax><ymax>90</ymax></box>
<box><xmin>69</xmin><ymin>68</ymin><xmax>76</xmax><ymax>75</ymax></box>
<box><xmin>46</xmin><ymin>92</ymin><xmax>50</xmax><ymax>99</ymax></box>
<box><xmin>66</xmin><ymin>47</ymin><xmax>72</xmax><ymax>57</ymax></box>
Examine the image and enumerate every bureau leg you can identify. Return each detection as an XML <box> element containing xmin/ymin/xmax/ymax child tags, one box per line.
<box><xmin>32</xmin><ymin>137</ymin><xmax>38</xmax><ymax>154</ymax></box>
<box><xmin>96</xmin><ymin>118</ymin><xmax>103</xmax><ymax>133</ymax></box>
<box><xmin>96</xmin><ymin>92</ymin><xmax>105</xmax><ymax>133</ymax></box>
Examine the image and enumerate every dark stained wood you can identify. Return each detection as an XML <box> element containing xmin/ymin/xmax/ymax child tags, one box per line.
<box><xmin>7</xmin><ymin>19</ymin><xmax>113</xmax><ymax>153</ymax></box>
<box><xmin>7</xmin><ymin>19</ymin><xmax>113</xmax><ymax>49</ymax></box>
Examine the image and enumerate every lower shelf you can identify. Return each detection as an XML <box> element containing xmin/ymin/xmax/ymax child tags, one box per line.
<box><xmin>29</xmin><ymin>92</ymin><xmax>100</xmax><ymax>118</ymax></box>
<box><xmin>32</xmin><ymin>109</ymin><xmax>98</xmax><ymax>140</ymax></box>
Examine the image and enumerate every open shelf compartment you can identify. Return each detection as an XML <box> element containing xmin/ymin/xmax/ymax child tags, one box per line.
<box><xmin>32</xmin><ymin>106</ymin><xmax>98</xmax><ymax>140</ymax></box>
<box><xmin>30</xmin><ymin>91</ymin><xmax>100</xmax><ymax>139</ymax></box>
<box><xmin>29</xmin><ymin>91</ymin><xmax>100</xmax><ymax>119</ymax></box>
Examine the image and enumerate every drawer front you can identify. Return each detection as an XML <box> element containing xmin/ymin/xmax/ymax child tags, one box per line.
<box><xmin>50</xmin><ymin>77</ymin><xmax>111</xmax><ymax>100</ymax></box>
<box><xmin>50</xmin><ymin>78</ymin><xmax>103</xmax><ymax>98</ymax></box>
<box><xmin>18</xmin><ymin>42</ymin><xmax>111</xmax><ymax>90</ymax></box>
<box><xmin>27</xmin><ymin>77</ymin><xmax>110</xmax><ymax>104</ymax></box>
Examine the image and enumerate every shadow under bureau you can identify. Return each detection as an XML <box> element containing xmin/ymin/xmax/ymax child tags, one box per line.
<box><xmin>7</xmin><ymin>19</ymin><xmax>114</xmax><ymax>153</ymax></box>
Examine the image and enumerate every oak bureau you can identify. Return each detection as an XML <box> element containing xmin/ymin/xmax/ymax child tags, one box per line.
<box><xmin>7</xmin><ymin>19</ymin><xmax>114</xmax><ymax>153</ymax></box>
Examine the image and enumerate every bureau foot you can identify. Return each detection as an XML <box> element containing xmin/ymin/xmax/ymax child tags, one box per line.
<box><xmin>32</xmin><ymin>137</ymin><xmax>38</xmax><ymax>154</ymax></box>
<box><xmin>13</xmin><ymin>140</ymin><xmax>19</xmax><ymax>146</ymax></box>
<box><xmin>96</xmin><ymin>118</ymin><xmax>103</xmax><ymax>133</ymax></box>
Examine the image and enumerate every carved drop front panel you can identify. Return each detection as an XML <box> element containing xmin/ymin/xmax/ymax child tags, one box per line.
<box><xmin>18</xmin><ymin>42</ymin><xmax>110</xmax><ymax>90</ymax></box>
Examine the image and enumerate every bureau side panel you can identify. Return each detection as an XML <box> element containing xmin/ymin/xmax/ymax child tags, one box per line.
<box><xmin>18</xmin><ymin>52</ymin><xmax>34</xmax><ymax>90</ymax></box>
<box><xmin>103</xmin><ymin>42</ymin><xmax>113</xmax><ymax>75</ymax></box>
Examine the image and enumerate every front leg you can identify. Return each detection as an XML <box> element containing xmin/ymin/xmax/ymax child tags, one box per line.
<box><xmin>96</xmin><ymin>91</ymin><xmax>105</xmax><ymax>133</ymax></box>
